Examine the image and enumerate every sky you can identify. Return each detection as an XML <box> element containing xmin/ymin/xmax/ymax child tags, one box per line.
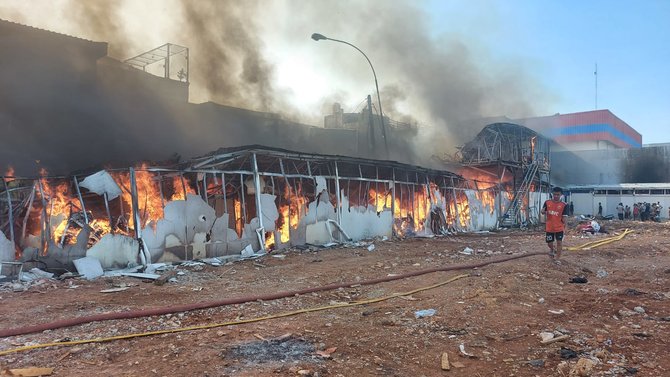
<box><xmin>427</xmin><ymin>0</ymin><xmax>670</xmax><ymax>144</ymax></box>
<box><xmin>1</xmin><ymin>0</ymin><xmax>669</xmax><ymax>145</ymax></box>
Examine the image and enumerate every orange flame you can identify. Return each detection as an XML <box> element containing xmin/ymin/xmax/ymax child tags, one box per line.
<box><xmin>29</xmin><ymin>167</ymin><xmax>198</xmax><ymax>247</ymax></box>
<box><xmin>272</xmin><ymin>184</ymin><xmax>309</xmax><ymax>249</ymax></box>
<box><xmin>476</xmin><ymin>190</ymin><xmax>496</xmax><ymax>215</ymax></box>
<box><xmin>234</xmin><ymin>199</ymin><xmax>243</xmax><ymax>236</ymax></box>
<box><xmin>377</xmin><ymin>185</ymin><xmax>432</xmax><ymax>234</ymax></box>
<box><xmin>4</xmin><ymin>166</ymin><xmax>15</xmax><ymax>182</ymax></box>
<box><xmin>37</xmin><ymin>171</ymin><xmax>80</xmax><ymax>244</ymax></box>
<box><xmin>171</xmin><ymin>175</ymin><xmax>195</xmax><ymax>201</ymax></box>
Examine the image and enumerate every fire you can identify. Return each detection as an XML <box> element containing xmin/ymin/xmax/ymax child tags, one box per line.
<box><xmin>38</xmin><ymin>171</ymin><xmax>80</xmax><ymax>244</ymax></box>
<box><xmin>170</xmin><ymin>175</ymin><xmax>194</xmax><ymax>201</ymax></box>
<box><xmin>476</xmin><ymin>189</ymin><xmax>496</xmax><ymax>215</ymax></box>
<box><xmin>443</xmin><ymin>189</ymin><xmax>471</xmax><ymax>228</ymax></box>
<box><xmin>412</xmin><ymin>187</ymin><xmax>429</xmax><ymax>229</ymax></box>
<box><xmin>234</xmin><ymin>199</ymin><xmax>243</xmax><ymax>236</ymax></box>
<box><xmin>379</xmin><ymin>185</ymin><xmax>432</xmax><ymax>234</ymax></box>
<box><xmin>530</xmin><ymin>136</ymin><xmax>537</xmax><ymax>160</ymax></box>
<box><xmin>272</xmin><ymin>184</ymin><xmax>309</xmax><ymax>249</ymax></box>
<box><xmin>264</xmin><ymin>232</ymin><xmax>275</xmax><ymax>249</ymax></box>
<box><xmin>369</xmin><ymin>187</ymin><xmax>393</xmax><ymax>213</ymax></box>
<box><xmin>110</xmin><ymin>165</ymin><xmax>164</xmax><ymax>231</ymax></box>
<box><xmin>27</xmin><ymin>166</ymin><xmax>198</xmax><ymax>248</ymax></box>
<box><xmin>4</xmin><ymin>166</ymin><xmax>15</xmax><ymax>182</ymax></box>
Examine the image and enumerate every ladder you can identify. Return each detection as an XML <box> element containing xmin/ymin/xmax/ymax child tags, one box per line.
<box><xmin>499</xmin><ymin>161</ymin><xmax>539</xmax><ymax>227</ymax></box>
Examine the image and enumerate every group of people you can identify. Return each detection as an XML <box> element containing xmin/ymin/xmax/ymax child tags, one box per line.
<box><xmin>542</xmin><ymin>190</ymin><xmax>668</xmax><ymax>265</ymax></box>
<box><xmin>611</xmin><ymin>201</ymin><xmax>664</xmax><ymax>222</ymax></box>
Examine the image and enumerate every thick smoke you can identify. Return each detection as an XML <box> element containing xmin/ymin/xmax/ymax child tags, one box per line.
<box><xmin>623</xmin><ymin>148</ymin><xmax>670</xmax><ymax>183</ymax></box>
<box><xmin>1</xmin><ymin>0</ymin><xmax>553</xmax><ymax>175</ymax></box>
<box><xmin>64</xmin><ymin>0</ymin><xmax>552</xmax><ymax>139</ymax></box>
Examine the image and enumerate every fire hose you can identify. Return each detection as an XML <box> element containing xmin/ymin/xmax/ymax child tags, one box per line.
<box><xmin>0</xmin><ymin>251</ymin><xmax>546</xmax><ymax>341</ymax></box>
<box><xmin>567</xmin><ymin>229</ymin><xmax>633</xmax><ymax>251</ymax></box>
<box><xmin>0</xmin><ymin>274</ymin><xmax>473</xmax><ymax>356</ymax></box>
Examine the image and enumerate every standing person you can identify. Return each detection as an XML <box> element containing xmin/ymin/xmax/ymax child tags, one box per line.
<box><xmin>569</xmin><ymin>201</ymin><xmax>574</xmax><ymax>216</ymax></box>
<box><xmin>542</xmin><ymin>187</ymin><xmax>569</xmax><ymax>264</ymax></box>
<box><xmin>633</xmin><ymin>203</ymin><xmax>640</xmax><ymax>221</ymax></box>
<box><xmin>616</xmin><ymin>203</ymin><xmax>624</xmax><ymax>220</ymax></box>
<box><xmin>598</xmin><ymin>202</ymin><xmax>603</xmax><ymax>217</ymax></box>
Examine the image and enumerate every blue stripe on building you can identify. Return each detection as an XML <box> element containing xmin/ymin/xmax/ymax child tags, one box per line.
<box><xmin>546</xmin><ymin>123</ymin><xmax>642</xmax><ymax>148</ymax></box>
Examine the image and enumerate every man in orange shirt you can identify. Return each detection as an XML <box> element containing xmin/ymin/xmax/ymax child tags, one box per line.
<box><xmin>541</xmin><ymin>186</ymin><xmax>568</xmax><ymax>264</ymax></box>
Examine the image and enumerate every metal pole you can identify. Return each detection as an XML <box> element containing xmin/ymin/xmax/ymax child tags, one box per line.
<box><xmin>3</xmin><ymin>177</ymin><xmax>15</xmax><ymax>244</ymax></box>
<box><xmin>221</xmin><ymin>173</ymin><xmax>228</xmax><ymax>214</ymax></box>
<box><xmin>158</xmin><ymin>173</ymin><xmax>165</xmax><ymax>210</ymax></box>
<box><xmin>334</xmin><ymin>162</ymin><xmax>342</xmax><ymax>226</ymax></box>
<box><xmin>104</xmin><ymin>193</ymin><xmax>114</xmax><ymax>235</ymax></box>
<box><xmin>165</xmin><ymin>43</ymin><xmax>170</xmax><ymax>79</ymax></box>
<box><xmin>185</xmin><ymin>47</ymin><xmax>190</xmax><ymax>83</ymax></box>
<box><xmin>366</xmin><ymin>94</ymin><xmax>376</xmax><ymax>150</ymax></box>
<box><xmin>130</xmin><ymin>168</ymin><xmax>149</xmax><ymax>265</ymax></box>
<box><xmin>73</xmin><ymin>176</ymin><xmax>88</xmax><ymax>224</ymax></box>
<box><xmin>450</xmin><ymin>177</ymin><xmax>460</xmax><ymax>231</ymax></box>
<box><xmin>21</xmin><ymin>183</ymin><xmax>36</xmax><ymax>243</ymax></box>
<box><xmin>313</xmin><ymin>35</ymin><xmax>389</xmax><ymax>159</ymax></box>
<box><xmin>180</xmin><ymin>173</ymin><xmax>188</xmax><ymax>201</ymax></box>
<box><xmin>391</xmin><ymin>169</ymin><xmax>396</xmax><ymax>218</ymax></box>
<box><xmin>202</xmin><ymin>173</ymin><xmax>208</xmax><ymax>202</ymax></box>
<box><xmin>240</xmin><ymin>174</ymin><xmax>247</xmax><ymax>226</ymax></box>
<box><xmin>37</xmin><ymin>179</ymin><xmax>48</xmax><ymax>252</ymax></box>
<box><xmin>252</xmin><ymin>154</ymin><xmax>265</xmax><ymax>251</ymax></box>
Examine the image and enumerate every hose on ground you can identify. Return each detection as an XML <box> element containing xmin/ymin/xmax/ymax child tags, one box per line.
<box><xmin>0</xmin><ymin>251</ymin><xmax>546</xmax><ymax>338</ymax></box>
<box><xmin>567</xmin><ymin>229</ymin><xmax>632</xmax><ymax>251</ymax></box>
<box><xmin>0</xmin><ymin>274</ymin><xmax>470</xmax><ymax>355</ymax></box>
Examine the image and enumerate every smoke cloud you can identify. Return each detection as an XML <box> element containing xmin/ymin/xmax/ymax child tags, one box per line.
<box><xmin>0</xmin><ymin>0</ymin><xmax>554</xmax><ymax>175</ymax></box>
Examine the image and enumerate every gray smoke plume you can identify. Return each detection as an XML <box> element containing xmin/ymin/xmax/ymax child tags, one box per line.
<box><xmin>1</xmin><ymin>0</ymin><xmax>553</xmax><ymax>175</ymax></box>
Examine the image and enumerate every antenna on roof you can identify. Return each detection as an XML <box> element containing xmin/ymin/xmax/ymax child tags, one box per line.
<box><xmin>594</xmin><ymin>63</ymin><xmax>598</xmax><ymax>110</ymax></box>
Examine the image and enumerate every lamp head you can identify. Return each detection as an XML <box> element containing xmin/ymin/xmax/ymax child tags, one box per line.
<box><xmin>311</xmin><ymin>33</ymin><xmax>327</xmax><ymax>41</ymax></box>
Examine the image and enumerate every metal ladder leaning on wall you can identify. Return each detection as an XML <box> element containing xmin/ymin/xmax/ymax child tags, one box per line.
<box><xmin>498</xmin><ymin>160</ymin><xmax>539</xmax><ymax>227</ymax></box>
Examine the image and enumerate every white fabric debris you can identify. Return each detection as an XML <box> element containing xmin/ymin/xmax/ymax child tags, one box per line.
<box><xmin>73</xmin><ymin>256</ymin><xmax>104</xmax><ymax>280</ymax></box>
<box><xmin>260</xmin><ymin>193</ymin><xmax>279</xmax><ymax>232</ymax></box>
<box><xmin>79</xmin><ymin>170</ymin><xmax>122</xmax><ymax>200</ymax></box>
<box><xmin>0</xmin><ymin>230</ymin><xmax>14</xmax><ymax>262</ymax></box>
<box><xmin>86</xmin><ymin>234</ymin><xmax>140</xmax><ymax>269</ymax></box>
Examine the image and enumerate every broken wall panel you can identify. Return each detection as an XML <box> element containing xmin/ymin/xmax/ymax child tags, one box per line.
<box><xmin>0</xmin><ymin>146</ymin><xmax>546</xmax><ymax>271</ymax></box>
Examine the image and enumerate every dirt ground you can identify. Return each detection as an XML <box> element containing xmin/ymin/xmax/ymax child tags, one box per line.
<box><xmin>1</xmin><ymin>219</ymin><xmax>669</xmax><ymax>377</ymax></box>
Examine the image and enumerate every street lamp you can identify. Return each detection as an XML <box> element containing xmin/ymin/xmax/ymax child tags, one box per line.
<box><xmin>311</xmin><ymin>33</ymin><xmax>389</xmax><ymax>158</ymax></box>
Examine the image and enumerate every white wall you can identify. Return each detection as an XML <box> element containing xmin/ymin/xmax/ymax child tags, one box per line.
<box><xmin>571</xmin><ymin>193</ymin><xmax>669</xmax><ymax>219</ymax></box>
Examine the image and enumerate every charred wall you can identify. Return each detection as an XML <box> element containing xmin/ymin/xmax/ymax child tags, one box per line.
<box><xmin>622</xmin><ymin>146</ymin><xmax>670</xmax><ymax>183</ymax></box>
<box><xmin>551</xmin><ymin>145</ymin><xmax>670</xmax><ymax>185</ymax></box>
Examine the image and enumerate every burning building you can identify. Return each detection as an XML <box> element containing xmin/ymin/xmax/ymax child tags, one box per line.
<box><xmin>1</xmin><ymin>19</ymin><xmax>555</xmax><ymax>273</ymax></box>
<box><xmin>0</xmin><ymin>145</ymin><xmax>532</xmax><ymax>271</ymax></box>
<box><xmin>454</xmin><ymin>122</ymin><xmax>552</xmax><ymax>227</ymax></box>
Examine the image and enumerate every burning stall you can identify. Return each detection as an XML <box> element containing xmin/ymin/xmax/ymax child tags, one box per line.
<box><xmin>456</xmin><ymin>122</ymin><xmax>552</xmax><ymax>227</ymax></box>
<box><xmin>1</xmin><ymin>146</ymin><xmax>519</xmax><ymax>272</ymax></box>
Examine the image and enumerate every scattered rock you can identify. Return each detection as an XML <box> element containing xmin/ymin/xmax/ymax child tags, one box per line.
<box><xmin>569</xmin><ymin>276</ymin><xmax>588</xmax><ymax>284</ymax></box>
<box><xmin>539</xmin><ymin>332</ymin><xmax>555</xmax><ymax>342</ymax></box>
<box><xmin>569</xmin><ymin>358</ymin><xmax>595</xmax><ymax>376</ymax></box>
<box><xmin>440</xmin><ymin>352</ymin><xmax>450</xmax><ymax>370</ymax></box>
<box><xmin>560</xmin><ymin>347</ymin><xmax>578</xmax><ymax>359</ymax></box>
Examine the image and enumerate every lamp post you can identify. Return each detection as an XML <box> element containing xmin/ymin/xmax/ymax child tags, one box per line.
<box><xmin>311</xmin><ymin>33</ymin><xmax>389</xmax><ymax>158</ymax></box>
